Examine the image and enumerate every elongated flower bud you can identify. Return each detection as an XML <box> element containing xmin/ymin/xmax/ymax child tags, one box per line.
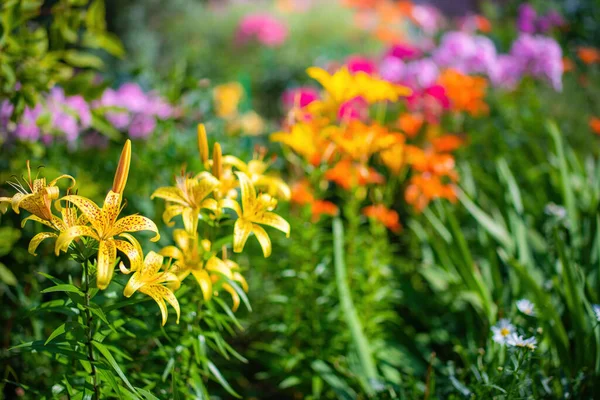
<box><xmin>112</xmin><ymin>140</ymin><xmax>132</xmax><ymax>194</ymax></box>
<box><xmin>197</xmin><ymin>123</ymin><xmax>209</xmax><ymax>165</ymax></box>
<box><xmin>212</xmin><ymin>143</ymin><xmax>222</xmax><ymax>180</ymax></box>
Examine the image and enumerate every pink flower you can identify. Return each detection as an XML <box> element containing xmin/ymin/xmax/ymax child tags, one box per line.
<box><xmin>379</xmin><ymin>57</ymin><xmax>405</xmax><ymax>83</ymax></box>
<box><xmin>345</xmin><ymin>56</ymin><xmax>377</xmax><ymax>75</ymax></box>
<box><xmin>338</xmin><ymin>96</ymin><xmax>368</xmax><ymax>122</ymax></box>
<box><xmin>236</xmin><ymin>13</ymin><xmax>288</xmax><ymax>47</ymax></box>
<box><xmin>282</xmin><ymin>87</ymin><xmax>320</xmax><ymax>109</ymax></box>
<box><xmin>385</xmin><ymin>44</ymin><xmax>421</xmax><ymax>60</ymax></box>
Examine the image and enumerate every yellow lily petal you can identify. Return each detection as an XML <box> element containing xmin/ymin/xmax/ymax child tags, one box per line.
<box><xmin>192</xmin><ymin>174</ymin><xmax>220</xmax><ymax>201</ymax></box>
<box><xmin>112</xmin><ymin>140</ymin><xmax>131</xmax><ymax>195</ymax></box>
<box><xmin>160</xmin><ymin>246</ymin><xmax>184</xmax><ymax>261</ymax></box>
<box><xmin>102</xmin><ymin>191</ymin><xmax>122</xmax><ymax>228</ymax></box>
<box><xmin>142</xmin><ymin>251</ymin><xmax>164</xmax><ymax>276</ymax></box>
<box><xmin>200</xmin><ymin>198</ymin><xmax>219</xmax><ymax>213</ymax></box>
<box><xmin>21</xmin><ymin>214</ymin><xmax>59</xmax><ymax>230</ymax></box>
<box><xmin>220</xmin><ymin>198</ymin><xmax>242</xmax><ymax>217</ymax></box>
<box><xmin>181</xmin><ymin>208</ymin><xmax>198</xmax><ymax>234</ymax></box>
<box><xmin>55</xmin><ymin>225</ymin><xmax>99</xmax><ymax>255</ymax></box>
<box><xmin>254</xmin><ymin>176</ymin><xmax>291</xmax><ymax>201</ymax></box>
<box><xmin>114</xmin><ymin>239</ymin><xmax>143</xmax><ymax>272</ymax></box>
<box><xmin>232</xmin><ymin>271</ymin><xmax>249</xmax><ymax>292</ymax></box>
<box><xmin>48</xmin><ymin>174</ymin><xmax>76</xmax><ymax>189</ymax></box>
<box><xmin>257</xmin><ymin>212</ymin><xmax>290</xmax><ymax>237</ymax></box>
<box><xmin>140</xmin><ymin>284</ymin><xmax>180</xmax><ymax>325</ymax></box>
<box><xmin>205</xmin><ymin>256</ymin><xmax>233</xmax><ymax>279</ymax></box>
<box><xmin>111</xmin><ymin>215</ymin><xmax>160</xmax><ymax>242</ymax></box>
<box><xmin>61</xmin><ymin>195</ymin><xmax>105</xmax><ymax>233</ymax></box>
<box><xmin>191</xmin><ymin>269</ymin><xmax>213</xmax><ymax>302</ymax></box>
<box><xmin>123</xmin><ymin>271</ymin><xmax>145</xmax><ymax>297</ymax></box>
<box><xmin>222</xmin><ymin>283</ymin><xmax>241</xmax><ymax>312</ymax></box>
<box><xmin>235</xmin><ymin>172</ymin><xmax>256</xmax><ymax>212</ymax></box>
<box><xmin>173</xmin><ymin>229</ymin><xmax>191</xmax><ymax>251</ymax></box>
<box><xmin>97</xmin><ymin>239</ymin><xmax>117</xmax><ymax>289</ymax></box>
<box><xmin>150</xmin><ymin>187</ymin><xmax>186</xmax><ymax>206</ymax></box>
<box><xmin>28</xmin><ymin>232</ymin><xmax>58</xmax><ymax>256</ymax></box>
<box><xmin>162</xmin><ymin>204</ymin><xmax>185</xmax><ymax>226</ymax></box>
<box><xmin>233</xmin><ymin>218</ymin><xmax>253</xmax><ymax>253</ymax></box>
<box><xmin>222</xmin><ymin>155</ymin><xmax>248</xmax><ymax>171</ymax></box>
<box><xmin>252</xmin><ymin>224</ymin><xmax>272</xmax><ymax>257</ymax></box>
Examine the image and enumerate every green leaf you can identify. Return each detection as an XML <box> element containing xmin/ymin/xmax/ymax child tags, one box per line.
<box><xmin>45</xmin><ymin>323</ymin><xmax>67</xmax><ymax>345</ymax></box>
<box><xmin>333</xmin><ymin>218</ymin><xmax>377</xmax><ymax>395</ymax></box>
<box><xmin>457</xmin><ymin>188</ymin><xmax>514</xmax><ymax>251</ymax></box>
<box><xmin>279</xmin><ymin>376</ymin><xmax>301</xmax><ymax>389</ymax></box>
<box><xmin>41</xmin><ymin>284</ymin><xmax>84</xmax><ymax>295</ymax></box>
<box><xmin>137</xmin><ymin>388</ymin><xmax>161</xmax><ymax>400</ymax></box>
<box><xmin>311</xmin><ymin>360</ymin><xmax>357</xmax><ymax>400</ymax></box>
<box><xmin>161</xmin><ymin>358</ymin><xmax>175</xmax><ymax>382</ymax></box>
<box><xmin>0</xmin><ymin>262</ymin><xmax>17</xmax><ymax>286</ymax></box>
<box><xmin>63</xmin><ymin>50</ymin><xmax>104</xmax><ymax>69</ymax></box>
<box><xmin>547</xmin><ymin>121</ymin><xmax>579</xmax><ymax>235</ymax></box>
<box><xmin>207</xmin><ymin>361</ymin><xmax>241</xmax><ymax>398</ymax></box>
<box><xmin>91</xmin><ymin>113</ymin><xmax>122</xmax><ymax>140</ymax></box>
<box><xmin>92</xmin><ymin>341</ymin><xmax>137</xmax><ymax>394</ymax></box>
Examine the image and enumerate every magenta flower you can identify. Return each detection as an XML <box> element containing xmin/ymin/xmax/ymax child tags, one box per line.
<box><xmin>338</xmin><ymin>96</ymin><xmax>368</xmax><ymax>122</ymax></box>
<box><xmin>517</xmin><ymin>4</ymin><xmax>537</xmax><ymax>34</ymax></box>
<box><xmin>236</xmin><ymin>13</ymin><xmax>288</xmax><ymax>47</ymax></box>
<box><xmin>404</xmin><ymin>58</ymin><xmax>439</xmax><ymax>88</ymax></box>
<box><xmin>282</xmin><ymin>87</ymin><xmax>319</xmax><ymax>109</ymax></box>
<box><xmin>345</xmin><ymin>56</ymin><xmax>377</xmax><ymax>75</ymax></box>
<box><xmin>385</xmin><ymin>44</ymin><xmax>421</xmax><ymax>61</ymax></box>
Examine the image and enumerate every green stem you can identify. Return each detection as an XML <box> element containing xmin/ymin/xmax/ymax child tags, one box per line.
<box><xmin>332</xmin><ymin>218</ymin><xmax>378</xmax><ymax>393</ymax></box>
<box><xmin>83</xmin><ymin>262</ymin><xmax>100</xmax><ymax>400</ymax></box>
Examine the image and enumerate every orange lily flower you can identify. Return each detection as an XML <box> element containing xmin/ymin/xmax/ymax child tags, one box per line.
<box><xmin>362</xmin><ymin>204</ymin><xmax>402</xmax><ymax>233</ymax></box>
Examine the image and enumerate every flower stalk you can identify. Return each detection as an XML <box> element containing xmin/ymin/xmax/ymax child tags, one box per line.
<box><xmin>83</xmin><ymin>260</ymin><xmax>100</xmax><ymax>400</ymax></box>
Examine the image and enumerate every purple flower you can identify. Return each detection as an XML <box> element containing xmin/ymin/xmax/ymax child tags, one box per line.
<box><xmin>14</xmin><ymin>105</ymin><xmax>43</xmax><ymax>142</ymax></box>
<box><xmin>83</xmin><ymin>131</ymin><xmax>109</xmax><ymax>150</ymax></box>
<box><xmin>147</xmin><ymin>95</ymin><xmax>173</xmax><ymax>119</ymax></box>
<box><xmin>517</xmin><ymin>4</ymin><xmax>537</xmax><ymax>33</ymax></box>
<box><xmin>379</xmin><ymin>57</ymin><xmax>405</xmax><ymax>83</ymax></box>
<box><xmin>432</xmin><ymin>32</ymin><xmax>496</xmax><ymax>76</ymax></box>
<box><xmin>65</xmin><ymin>95</ymin><xmax>92</xmax><ymax>128</ymax></box>
<box><xmin>490</xmin><ymin>55</ymin><xmax>523</xmax><ymax>89</ymax></box>
<box><xmin>404</xmin><ymin>58</ymin><xmax>439</xmax><ymax>88</ymax></box>
<box><xmin>510</xmin><ymin>34</ymin><xmax>563</xmax><ymax>91</ymax></box>
<box><xmin>117</xmin><ymin>83</ymin><xmax>148</xmax><ymax>113</ymax></box>
<box><xmin>128</xmin><ymin>114</ymin><xmax>156</xmax><ymax>139</ymax></box>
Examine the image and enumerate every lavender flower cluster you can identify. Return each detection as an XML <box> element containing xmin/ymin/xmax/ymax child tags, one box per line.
<box><xmin>380</xmin><ymin>30</ymin><xmax>563</xmax><ymax>92</ymax></box>
<box><xmin>1</xmin><ymin>83</ymin><xmax>174</xmax><ymax>147</ymax></box>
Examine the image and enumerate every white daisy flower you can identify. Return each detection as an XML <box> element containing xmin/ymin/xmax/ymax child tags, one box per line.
<box><xmin>506</xmin><ymin>333</ymin><xmax>537</xmax><ymax>350</ymax></box>
<box><xmin>593</xmin><ymin>304</ymin><xmax>600</xmax><ymax>322</ymax></box>
<box><xmin>491</xmin><ymin>319</ymin><xmax>516</xmax><ymax>345</ymax></box>
<box><xmin>516</xmin><ymin>299</ymin><xmax>536</xmax><ymax>316</ymax></box>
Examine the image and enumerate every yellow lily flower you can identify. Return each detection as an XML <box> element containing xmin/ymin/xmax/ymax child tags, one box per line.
<box><xmin>0</xmin><ymin>161</ymin><xmax>75</xmax><ymax>222</ymax></box>
<box><xmin>160</xmin><ymin>230</ymin><xmax>248</xmax><ymax>311</ymax></box>
<box><xmin>54</xmin><ymin>140</ymin><xmax>159</xmax><ymax>289</ymax></box>
<box><xmin>222</xmin><ymin>151</ymin><xmax>291</xmax><ymax>201</ymax></box>
<box><xmin>213</xmin><ymin>82</ymin><xmax>244</xmax><ymax>118</ymax></box>
<box><xmin>21</xmin><ymin>200</ymin><xmax>88</xmax><ymax>256</ymax></box>
<box><xmin>121</xmin><ymin>250</ymin><xmax>181</xmax><ymax>326</ymax></box>
<box><xmin>307</xmin><ymin>66</ymin><xmax>359</xmax><ymax>104</ymax></box>
<box><xmin>221</xmin><ymin>172</ymin><xmax>290</xmax><ymax>257</ymax></box>
<box><xmin>151</xmin><ymin>172</ymin><xmax>220</xmax><ymax>232</ymax></box>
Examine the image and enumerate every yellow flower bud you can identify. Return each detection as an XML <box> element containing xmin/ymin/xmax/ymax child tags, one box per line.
<box><xmin>197</xmin><ymin>123</ymin><xmax>209</xmax><ymax>165</ymax></box>
<box><xmin>112</xmin><ymin>140</ymin><xmax>132</xmax><ymax>195</ymax></box>
<box><xmin>212</xmin><ymin>143</ymin><xmax>222</xmax><ymax>180</ymax></box>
